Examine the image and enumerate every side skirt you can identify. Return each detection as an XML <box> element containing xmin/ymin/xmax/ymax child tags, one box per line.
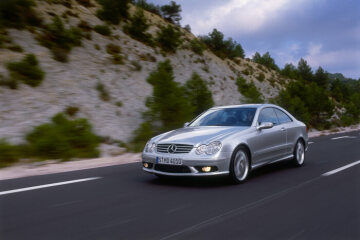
<box><xmin>251</xmin><ymin>154</ymin><xmax>294</xmax><ymax>170</ymax></box>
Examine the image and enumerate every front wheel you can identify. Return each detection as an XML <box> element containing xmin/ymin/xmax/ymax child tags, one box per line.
<box><xmin>230</xmin><ymin>147</ymin><xmax>250</xmax><ymax>184</ymax></box>
<box><xmin>293</xmin><ymin>140</ymin><xmax>305</xmax><ymax>167</ymax></box>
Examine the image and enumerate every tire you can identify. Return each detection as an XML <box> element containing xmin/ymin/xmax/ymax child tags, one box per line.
<box><xmin>230</xmin><ymin>147</ymin><xmax>250</xmax><ymax>184</ymax></box>
<box><xmin>293</xmin><ymin>140</ymin><xmax>305</xmax><ymax>167</ymax></box>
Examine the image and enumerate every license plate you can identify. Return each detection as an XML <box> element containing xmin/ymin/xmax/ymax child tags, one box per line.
<box><xmin>156</xmin><ymin>157</ymin><xmax>182</xmax><ymax>165</ymax></box>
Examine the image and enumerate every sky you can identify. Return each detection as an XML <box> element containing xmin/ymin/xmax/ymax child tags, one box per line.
<box><xmin>149</xmin><ymin>0</ymin><xmax>360</xmax><ymax>79</ymax></box>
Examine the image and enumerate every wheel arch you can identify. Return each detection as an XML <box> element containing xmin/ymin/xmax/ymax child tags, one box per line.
<box><xmin>230</xmin><ymin>143</ymin><xmax>252</xmax><ymax>170</ymax></box>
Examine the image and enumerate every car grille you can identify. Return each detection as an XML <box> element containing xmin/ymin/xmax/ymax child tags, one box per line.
<box><xmin>154</xmin><ymin>164</ymin><xmax>191</xmax><ymax>173</ymax></box>
<box><xmin>156</xmin><ymin>144</ymin><xmax>193</xmax><ymax>154</ymax></box>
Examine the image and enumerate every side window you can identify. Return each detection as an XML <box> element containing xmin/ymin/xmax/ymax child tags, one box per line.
<box><xmin>258</xmin><ymin>108</ymin><xmax>279</xmax><ymax>125</ymax></box>
<box><xmin>274</xmin><ymin>109</ymin><xmax>292</xmax><ymax>124</ymax></box>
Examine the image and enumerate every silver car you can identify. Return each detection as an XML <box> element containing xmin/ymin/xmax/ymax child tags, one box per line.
<box><xmin>142</xmin><ymin>104</ymin><xmax>308</xmax><ymax>183</ymax></box>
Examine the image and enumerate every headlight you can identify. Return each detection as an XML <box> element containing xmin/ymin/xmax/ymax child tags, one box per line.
<box><xmin>196</xmin><ymin>141</ymin><xmax>222</xmax><ymax>155</ymax></box>
<box><xmin>144</xmin><ymin>142</ymin><xmax>156</xmax><ymax>153</ymax></box>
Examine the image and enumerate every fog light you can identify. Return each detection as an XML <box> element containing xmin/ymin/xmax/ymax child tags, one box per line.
<box><xmin>202</xmin><ymin>166</ymin><xmax>211</xmax><ymax>172</ymax></box>
<box><xmin>143</xmin><ymin>163</ymin><xmax>149</xmax><ymax>168</ymax></box>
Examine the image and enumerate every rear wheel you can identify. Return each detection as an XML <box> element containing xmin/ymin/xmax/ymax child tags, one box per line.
<box><xmin>230</xmin><ymin>147</ymin><xmax>250</xmax><ymax>184</ymax></box>
<box><xmin>293</xmin><ymin>140</ymin><xmax>305</xmax><ymax>167</ymax></box>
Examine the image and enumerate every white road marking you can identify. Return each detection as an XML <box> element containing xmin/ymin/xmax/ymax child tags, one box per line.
<box><xmin>0</xmin><ymin>177</ymin><xmax>101</xmax><ymax>196</ymax></box>
<box><xmin>322</xmin><ymin>160</ymin><xmax>360</xmax><ymax>176</ymax></box>
<box><xmin>331</xmin><ymin>135</ymin><xmax>356</xmax><ymax>140</ymax></box>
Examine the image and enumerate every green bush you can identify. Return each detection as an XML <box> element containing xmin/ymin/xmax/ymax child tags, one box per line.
<box><xmin>7</xmin><ymin>44</ymin><xmax>23</xmax><ymax>52</ymax></box>
<box><xmin>256</xmin><ymin>72</ymin><xmax>265</xmax><ymax>82</ymax></box>
<box><xmin>130</xmin><ymin>60</ymin><xmax>142</xmax><ymax>71</ymax></box>
<box><xmin>123</xmin><ymin>8</ymin><xmax>153</xmax><ymax>46</ymax></box>
<box><xmin>93</xmin><ymin>25</ymin><xmax>111</xmax><ymax>36</ymax></box>
<box><xmin>77</xmin><ymin>20</ymin><xmax>92</xmax><ymax>32</ymax></box>
<box><xmin>183</xmin><ymin>72</ymin><xmax>214</xmax><ymax>115</ymax></box>
<box><xmin>26</xmin><ymin>113</ymin><xmax>99</xmax><ymax>160</ymax></box>
<box><xmin>199</xmin><ymin>28</ymin><xmax>245</xmax><ymax>60</ymax></box>
<box><xmin>275</xmin><ymin>81</ymin><xmax>334</xmax><ymax>128</ymax></box>
<box><xmin>0</xmin><ymin>140</ymin><xmax>19</xmax><ymax>167</ymax></box>
<box><xmin>96</xmin><ymin>0</ymin><xmax>130</xmax><ymax>24</ymax></box>
<box><xmin>252</xmin><ymin>52</ymin><xmax>279</xmax><ymax>71</ymax></box>
<box><xmin>133</xmin><ymin>0</ymin><xmax>161</xmax><ymax>16</ymax></box>
<box><xmin>0</xmin><ymin>74</ymin><xmax>18</xmax><ymax>89</ymax></box>
<box><xmin>106</xmin><ymin>43</ymin><xmax>121</xmax><ymax>55</ymax></box>
<box><xmin>75</xmin><ymin>0</ymin><xmax>94</xmax><ymax>7</ymax></box>
<box><xmin>189</xmin><ymin>39</ymin><xmax>205</xmax><ymax>56</ymax></box>
<box><xmin>156</xmin><ymin>24</ymin><xmax>181</xmax><ymax>53</ymax></box>
<box><xmin>65</xmin><ymin>106</ymin><xmax>79</xmax><ymax>117</ymax></box>
<box><xmin>160</xmin><ymin>1</ymin><xmax>182</xmax><ymax>25</ymax></box>
<box><xmin>111</xmin><ymin>54</ymin><xmax>124</xmax><ymax>64</ymax></box>
<box><xmin>37</xmin><ymin>16</ymin><xmax>82</xmax><ymax>62</ymax></box>
<box><xmin>131</xmin><ymin>60</ymin><xmax>194</xmax><ymax>151</ymax></box>
<box><xmin>236</xmin><ymin>76</ymin><xmax>263</xmax><ymax>103</ymax></box>
<box><xmin>96</xmin><ymin>82</ymin><xmax>110</xmax><ymax>101</ymax></box>
<box><xmin>0</xmin><ymin>0</ymin><xmax>41</xmax><ymax>29</ymax></box>
<box><xmin>7</xmin><ymin>54</ymin><xmax>45</xmax><ymax>87</ymax></box>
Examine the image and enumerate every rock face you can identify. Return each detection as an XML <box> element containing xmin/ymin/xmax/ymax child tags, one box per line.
<box><xmin>0</xmin><ymin>1</ymin><xmax>288</xmax><ymax>144</ymax></box>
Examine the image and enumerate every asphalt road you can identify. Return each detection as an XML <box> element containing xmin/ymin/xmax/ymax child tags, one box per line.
<box><xmin>1</xmin><ymin>131</ymin><xmax>359</xmax><ymax>240</ymax></box>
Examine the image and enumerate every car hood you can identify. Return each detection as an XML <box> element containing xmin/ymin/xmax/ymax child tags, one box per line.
<box><xmin>155</xmin><ymin>126</ymin><xmax>249</xmax><ymax>145</ymax></box>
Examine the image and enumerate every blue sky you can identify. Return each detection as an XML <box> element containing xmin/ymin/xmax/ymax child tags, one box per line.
<box><xmin>149</xmin><ymin>0</ymin><xmax>360</xmax><ymax>79</ymax></box>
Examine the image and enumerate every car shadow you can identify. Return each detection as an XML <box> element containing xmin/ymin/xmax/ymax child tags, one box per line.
<box><xmin>145</xmin><ymin>160</ymin><xmax>296</xmax><ymax>188</ymax></box>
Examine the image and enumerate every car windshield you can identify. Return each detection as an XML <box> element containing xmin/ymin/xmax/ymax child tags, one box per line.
<box><xmin>189</xmin><ymin>107</ymin><xmax>257</xmax><ymax>127</ymax></box>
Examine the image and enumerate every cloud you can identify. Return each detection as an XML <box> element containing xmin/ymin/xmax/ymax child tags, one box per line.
<box><xmin>183</xmin><ymin>0</ymin><xmax>308</xmax><ymax>36</ymax></box>
<box><xmin>304</xmin><ymin>43</ymin><xmax>360</xmax><ymax>76</ymax></box>
<box><xmin>151</xmin><ymin>0</ymin><xmax>360</xmax><ymax>78</ymax></box>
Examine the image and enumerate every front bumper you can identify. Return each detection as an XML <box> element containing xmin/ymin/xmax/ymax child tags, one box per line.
<box><xmin>143</xmin><ymin>167</ymin><xmax>229</xmax><ymax>176</ymax></box>
<box><xmin>142</xmin><ymin>152</ymin><xmax>230</xmax><ymax>176</ymax></box>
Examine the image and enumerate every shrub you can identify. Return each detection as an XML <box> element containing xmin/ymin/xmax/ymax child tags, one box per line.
<box><xmin>252</xmin><ymin>52</ymin><xmax>279</xmax><ymax>71</ymax></box>
<box><xmin>0</xmin><ymin>140</ymin><xmax>19</xmax><ymax>167</ymax></box>
<box><xmin>183</xmin><ymin>72</ymin><xmax>214</xmax><ymax>115</ymax></box>
<box><xmin>130</xmin><ymin>60</ymin><xmax>142</xmax><ymax>71</ymax></box>
<box><xmin>133</xmin><ymin>0</ymin><xmax>161</xmax><ymax>16</ymax></box>
<box><xmin>94</xmin><ymin>44</ymin><xmax>101</xmax><ymax>50</ymax></box>
<box><xmin>26</xmin><ymin>113</ymin><xmax>99</xmax><ymax>160</ymax></box>
<box><xmin>275</xmin><ymin>81</ymin><xmax>334</xmax><ymax>128</ymax></box>
<box><xmin>96</xmin><ymin>0</ymin><xmax>130</xmax><ymax>24</ymax></box>
<box><xmin>7</xmin><ymin>44</ymin><xmax>23</xmax><ymax>52</ymax></box>
<box><xmin>257</xmin><ymin>72</ymin><xmax>265</xmax><ymax>82</ymax></box>
<box><xmin>65</xmin><ymin>106</ymin><xmax>79</xmax><ymax>117</ymax></box>
<box><xmin>160</xmin><ymin>1</ymin><xmax>182</xmax><ymax>25</ymax></box>
<box><xmin>236</xmin><ymin>76</ymin><xmax>263</xmax><ymax>103</ymax></box>
<box><xmin>156</xmin><ymin>24</ymin><xmax>181</xmax><ymax>53</ymax></box>
<box><xmin>106</xmin><ymin>43</ymin><xmax>121</xmax><ymax>55</ymax></box>
<box><xmin>123</xmin><ymin>8</ymin><xmax>153</xmax><ymax>46</ymax></box>
<box><xmin>77</xmin><ymin>20</ymin><xmax>92</xmax><ymax>32</ymax></box>
<box><xmin>111</xmin><ymin>54</ymin><xmax>124</xmax><ymax>64</ymax></box>
<box><xmin>0</xmin><ymin>74</ymin><xmax>18</xmax><ymax>89</ymax></box>
<box><xmin>75</xmin><ymin>0</ymin><xmax>94</xmax><ymax>7</ymax></box>
<box><xmin>189</xmin><ymin>39</ymin><xmax>205</xmax><ymax>56</ymax></box>
<box><xmin>0</xmin><ymin>0</ymin><xmax>41</xmax><ymax>29</ymax></box>
<box><xmin>96</xmin><ymin>82</ymin><xmax>110</xmax><ymax>101</ymax></box>
<box><xmin>199</xmin><ymin>28</ymin><xmax>245</xmax><ymax>59</ymax></box>
<box><xmin>93</xmin><ymin>25</ymin><xmax>111</xmax><ymax>36</ymax></box>
<box><xmin>115</xmin><ymin>101</ymin><xmax>123</xmax><ymax>107</ymax></box>
<box><xmin>37</xmin><ymin>16</ymin><xmax>83</xmax><ymax>62</ymax></box>
<box><xmin>131</xmin><ymin>60</ymin><xmax>194</xmax><ymax>151</ymax></box>
<box><xmin>7</xmin><ymin>54</ymin><xmax>45</xmax><ymax>87</ymax></box>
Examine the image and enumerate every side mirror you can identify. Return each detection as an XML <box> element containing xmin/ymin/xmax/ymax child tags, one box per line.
<box><xmin>184</xmin><ymin>122</ymin><xmax>189</xmax><ymax>127</ymax></box>
<box><xmin>257</xmin><ymin>122</ymin><xmax>273</xmax><ymax>131</ymax></box>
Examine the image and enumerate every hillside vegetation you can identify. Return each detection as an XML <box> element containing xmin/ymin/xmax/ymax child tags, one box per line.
<box><xmin>0</xmin><ymin>0</ymin><xmax>358</xmax><ymax>163</ymax></box>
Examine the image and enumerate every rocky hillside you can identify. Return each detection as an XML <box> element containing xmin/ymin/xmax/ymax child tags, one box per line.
<box><xmin>0</xmin><ymin>1</ymin><xmax>290</xmax><ymax>145</ymax></box>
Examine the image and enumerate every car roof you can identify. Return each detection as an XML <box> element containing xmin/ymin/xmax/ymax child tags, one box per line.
<box><xmin>210</xmin><ymin>104</ymin><xmax>279</xmax><ymax>110</ymax></box>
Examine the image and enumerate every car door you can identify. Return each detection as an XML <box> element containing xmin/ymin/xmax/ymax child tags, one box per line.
<box><xmin>274</xmin><ymin>108</ymin><xmax>294</xmax><ymax>155</ymax></box>
<box><xmin>252</xmin><ymin>107</ymin><xmax>287</xmax><ymax>164</ymax></box>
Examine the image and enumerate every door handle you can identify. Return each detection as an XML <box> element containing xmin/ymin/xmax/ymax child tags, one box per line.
<box><xmin>281</xmin><ymin>127</ymin><xmax>286</xmax><ymax>131</ymax></box>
